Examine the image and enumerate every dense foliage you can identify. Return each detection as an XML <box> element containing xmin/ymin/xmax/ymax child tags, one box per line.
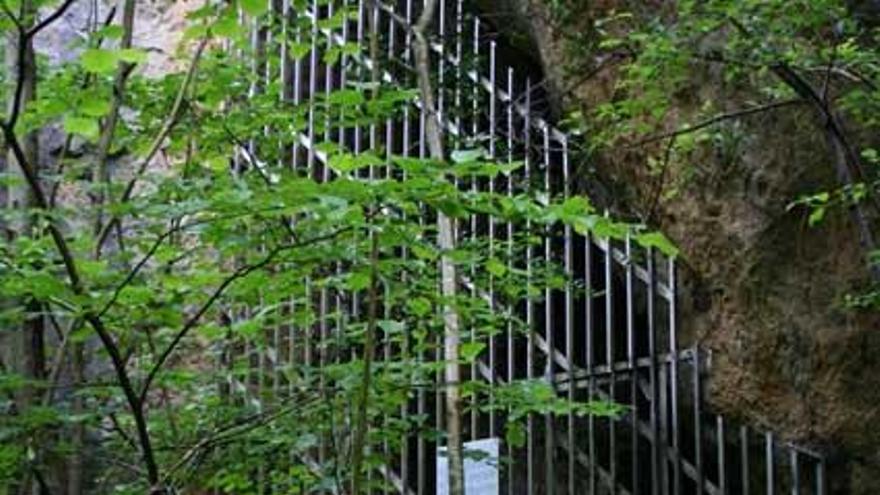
<box><xmin>546</xmin><ymin>0</ymin><xmax>880</xmax><ymax>307</ymax></box>
<box><xmin>0</xmin><ymin>1</ymin><xmax>679</xmax><ymax>493</ymax></box>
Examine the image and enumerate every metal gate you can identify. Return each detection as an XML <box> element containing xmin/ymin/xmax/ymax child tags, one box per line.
<box><xmin>227</xmin><ymin>1</ymin><xmax>828</xmax><ymax>493</ymax></box>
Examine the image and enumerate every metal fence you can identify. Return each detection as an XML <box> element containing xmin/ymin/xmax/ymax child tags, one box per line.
<box><xmin>226</xmin><ymin>0</ymin><xmax>829</xmax><ymax>493</ymax></box>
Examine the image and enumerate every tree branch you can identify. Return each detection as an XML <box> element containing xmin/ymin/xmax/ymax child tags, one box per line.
<box><xmin>25</xmin><ymin>0</ymin><xmax>77</xmax><ymax>39</ymax></box>
<box><xmin>96</xmin><ymin>208</ymin><xmax>290</xmax><ymax>318</ymax></box>
<box><xmin>2</xmin><ymin>110</ymin><xmax>162</xmax><ymax>491</ymax></box>
<box><xmin>138</xmin><ymin>226</ymin><xmax>354</xmax><ymax>403</ymax></box>
<box><xmin>96</xmin><ymin>36</ymin><xmax>210</xmax><ymax>255</ymax></box>
<box><xmin>93</xmin><ymin>0</ymin><xmax>136</xmax><ymax>240</ymax></box>
<box><xmin>625</xmin><ymin>98</ymin><xmax>804</xmax><ymax>148</ymax></box>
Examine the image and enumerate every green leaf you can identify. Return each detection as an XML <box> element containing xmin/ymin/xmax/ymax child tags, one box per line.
<box><xmin>486</xmin><ymin>257</ymin><xmax>507</xmax><ymax>277</ymax></box>
<box><xmin>505</xmin><ymin>421</ymin><xmax>526</xmax><ymax>448</ymax></box>
<box><xmin>406</xmin><ymin>297</ymin><xmax>432</xmax><ymax>317</ymax></box>
<box><xmin>288</xmin><ymin>42</ymin><xmax>311</xmax><ymax>61</ymax></box>
<box><xmin>461</xmin><ymin>342</ymin><xmax>486</xmax><ymax>362</ymax></box>
<box><xmin>327</xmin><ymin>89</ymin><xmax>365</xmax><ymax>106</ymax></box>
<box><xmin>80</xmin><ymin>48</ymin><xmax>117</xmax><ymax>74</ymax></box>
<box><xmin>808</xmin><ymin>206</ymin><xmax>826</xmax><ymax>227</ymax></box>
<box><xmin>345</xmin><ymin>271</ymin><xmax>370</xmax><ymax>291</ymax></box>
<box><xmin>636</xmin><ymin>231</ymin><xmax>679</xmax><ymax>257</ymax></box>
<box><xmin>240</xmin><ymin>0</ymin><xmax>269</xmax><ymax>17</ymax></box>
<box><xmin>96</xmin><ymin>25</ymin><xmax>125</xmax><ymax>40</ymax></box>
<box><xmin>117</xmin><ymin>48</ymin><xmax>148</xmax><ymax>65</ymax></box>
<box><xmin>63</xmin><ymin>115</ymin><xmax>99</xmax><ymax>139</ymax></box>
<box><xmin>79</xmin><ymin>96</ymin><xmax>111</xmax><ymax>117</ymax></box>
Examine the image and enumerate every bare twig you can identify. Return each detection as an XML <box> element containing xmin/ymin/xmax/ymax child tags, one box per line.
<box><xmin>625</xmin><ymin>98</ymin><xmax>804</xmax><ymax>148</ymax></box>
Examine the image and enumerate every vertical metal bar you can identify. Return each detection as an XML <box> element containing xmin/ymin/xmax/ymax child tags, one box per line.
<box><xmin>437</xmin><ymin>0</ymin><xmax>446</xmax><ymax>123</ymax></box>
<box><xmin>648</xmin><ymin>247</ymin><xmax>663</xmax><ymax>495</ymax></box>
<box><xmin>606</xmin><ymin>235</ymin><xmax>617</xmax><ymax>492</ymax></box>
<box><xmin>563</xmin><ymin>138</ymin><xmax>575</xmax><ymax>495</ymax></box>
<box><xmin>767</xmin><ymin>432</ymin><xmax>775</xmax><ymax>495</ymax></box>
<box><xmin>416</xmin><ymin>85</ymin><xmax>427</xmax><ymax>495</ymax></box>
<box><xmin>383</xmin><ymin>12</ymin><xmax>396</xmax><ymax>492</ymax></box>
<box><xmin>319</xmin><ymin>286</ymin><xmax>328</xmax><ymax>465</ymax></box>
<box><xmin>453</xmin><ymin>0</ymin><xmax>462</xmax><ymax>151</ymax></box>
<box><xmin>790</xmin><ymin>450</ymin><xmax>800</xmax><ymax>495</ymax></box>
<box><xmin>694</xmin><ymin>349</ymin><xmax>704</xmax><ymax>494</ymax></box>
<box><xmin>741</xmin><ymin>425</ymin><xmax>750</xmax><ymax>495</ymax></box>
<box><xmin>324</xmin><ymin>0</ymin><xmax>334</xmax><ymax>180</ymax></box>
<box><xmin>353</xmin><ymin>0</ymin><xmax>364</xmax><ymax>162</ymax></box>
<box><xmin>487</xmin><ymin>37</ymin><xmax>497</xmax><ymax>441</ymax></box>
<box><xmin>368</xmin><ymin>1</ymin><xmax>379</xmax><ymax>174</ymax></box>
<box><xmin>717</xmin><ymin>416</ymin><xmax>726</xmax><ymax>495</ymax></box>
<box><xmin>469</xmin><ymin>9</ymin><xmax>481</xmax><ymax>444</ymax></box>
<box><xmin>542</xmin><ymin>126</ymin><xmax>554</xmax><ymax>495</ymax></box>
<box><xmin>586</xmin><ymin>231</ymin><xmax>596</xmax><ymax>495</ymax></box>
<box><xmin>669</xmin><ymin>258</ymin><xmax>681</xmax><ymax>495</ymax></box>
<box><xmin>396</xmin><ymin>8</ymin><xmax>411</xmax><ymax>491</ymax></box>
<box><xmin>338</xmin><ymin>0</ymin><xmax>350</xmax><ymax>153</ymax></box>
<box><xmin>382</xmin><ymin>284</ymin><xmax>392</xmax><ymax>495</ymax></box>
<box><xmin>816</xmin><ymin>459</ymin><xmax>825</xmax><ymax>495</ymax></box>
<box><xmin>292</xmin><ymin>0</ymin><xmax>304</xmax><ymax>171</ymax></box>
<box><xmin>472</xmin><ymin>16</ymin><xmax>480</xmax><ymax>137</ymax></box>
<box><xmin>626</xmin><ymin>233</ymin><xmax>638</xmax><ymax>495</ymax></box>
<box><xmin>524</xmin><ymin>77</ymin><xmax>535</xmax><ymax>495</ymax></box>
<box><xmin>386</xmin><ymin>4</ymin><xmax>395</xmax><ymax>175</ymax></box>
<box><xmin>307</xmin><ymin>0</ymin><xmax>318</xmax><ymax>174</ymax></box>
<box><xmin>660</xmin><ymin>355</ymin><xmax>670</xmax><ymax>495</ymax></box>
<box><xmin>489</xmin><ymin>41</ymin><xmax>497</xmax><ymax>159</ymax></box>
<box><xmin>505</xmin><ymin>65</ymin><xmax>516</xmax><ymax>495</ymax></box>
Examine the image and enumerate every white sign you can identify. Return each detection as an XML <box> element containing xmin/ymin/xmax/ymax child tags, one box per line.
<box><xmin>437</xmin><ymin>437</ymin><xmax>500</xmax><ymax>495</ymax></box>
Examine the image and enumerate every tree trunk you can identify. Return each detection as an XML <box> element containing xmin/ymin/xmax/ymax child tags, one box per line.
<box><xmin>412</xmin><ymin>2</ymin><xmax>466</xmax><ymax>493</ymax></box>
<box><xmin>5</xmin><ymin>3</ymin><xmax>46</xmax><ymax>493</ymax></box>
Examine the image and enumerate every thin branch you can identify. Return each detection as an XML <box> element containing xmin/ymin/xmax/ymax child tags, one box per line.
<box><xmin>138</xmin><ymin>226</ymin><xmax>354</xmax><ymax>402</ymax></box>
<box><xmin>625</xmin><ymin>98</ymin><xmax>804</xmax><ymax>148</ymax></box>
<box><xmin>97</xmin><ymin>207</ymin><xmax>289</xmax><ymax>318</ymax></box>
<box><xmin>50</xmin><ymin>5</ymin><xmax>119</xmax><ymax>208</ymax></box>
<box><xmin>646</xmin><ymin>136</ymin><xmax>677</xmax><ymax>224</ymax></box>
<box><xmin>25</xmin><ymin>0</ymin><xmax>77</xmax><ymax>38</ymax></box>
<box><xmin>96</xmin><ymin>36</ymin><xmax>210</xmax><ymax>255</ymax></box>
<box><xmin>108</xmin><ymin>411</ymin><xmax>138</xmax><ymax>452</ymax></box>
<box><xmin>0</xmin><ymin>1</ymin><xmax>23</xmax><ymax>30</ymax></box>
<box><xmin>2</xmin><ymin>118</ymin><xmax>162</xmax><ymax>489</ymax></box>
<box><xmin>93</xmin><ymin>0</ymin><xmax>136</xmax><ymax>240</ymax></box>
<box><xmin>162</xmin><ymin>396</ymin><xmax>314</xmax><ymax>483</ymax></box>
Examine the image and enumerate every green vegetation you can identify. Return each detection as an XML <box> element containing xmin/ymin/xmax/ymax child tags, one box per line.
<box><xmin>0</xmin><ymin>1</ymin><xmax>674</xmax><ymax>493</ymax></box>
<box><xmin>550</xmin><ymin>0</ymin><xmax>880</xmax><ymax>305</ymax></box>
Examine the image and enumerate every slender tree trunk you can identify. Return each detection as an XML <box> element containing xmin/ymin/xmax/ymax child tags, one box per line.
<box><xmin>351</xmin><ymin>231</ymin><xmax>380</xmax><ymax>494</ymax></box>
<box><xmin>6</xmin><ymin>3</ymin><xmax>46</xmax><ymax>493</ymax></box>
<box><xmin>93</xmin><ymin>0</ymin><xmax>136</xmax><ymax>238</ymax></box>
<box><xmin>67</xmin><ymin>341</ymin><xmax>85</xmax><ymax>495</ymax></box>
<box><xmin>412</xmin><ymin>2</ymin><xmax>465</xmax><ymax>493</ymax></box>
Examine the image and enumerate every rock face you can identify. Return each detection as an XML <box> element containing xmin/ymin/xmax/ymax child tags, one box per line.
<box><xmin>480</xmin><ymin>1</ymin><xmax>880</xmax><ymax>492</ymax></box>
<box><xmin>36</xmin><ymin>0</ymin><xmax>199</xmax><ymax>76</ymax></box>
